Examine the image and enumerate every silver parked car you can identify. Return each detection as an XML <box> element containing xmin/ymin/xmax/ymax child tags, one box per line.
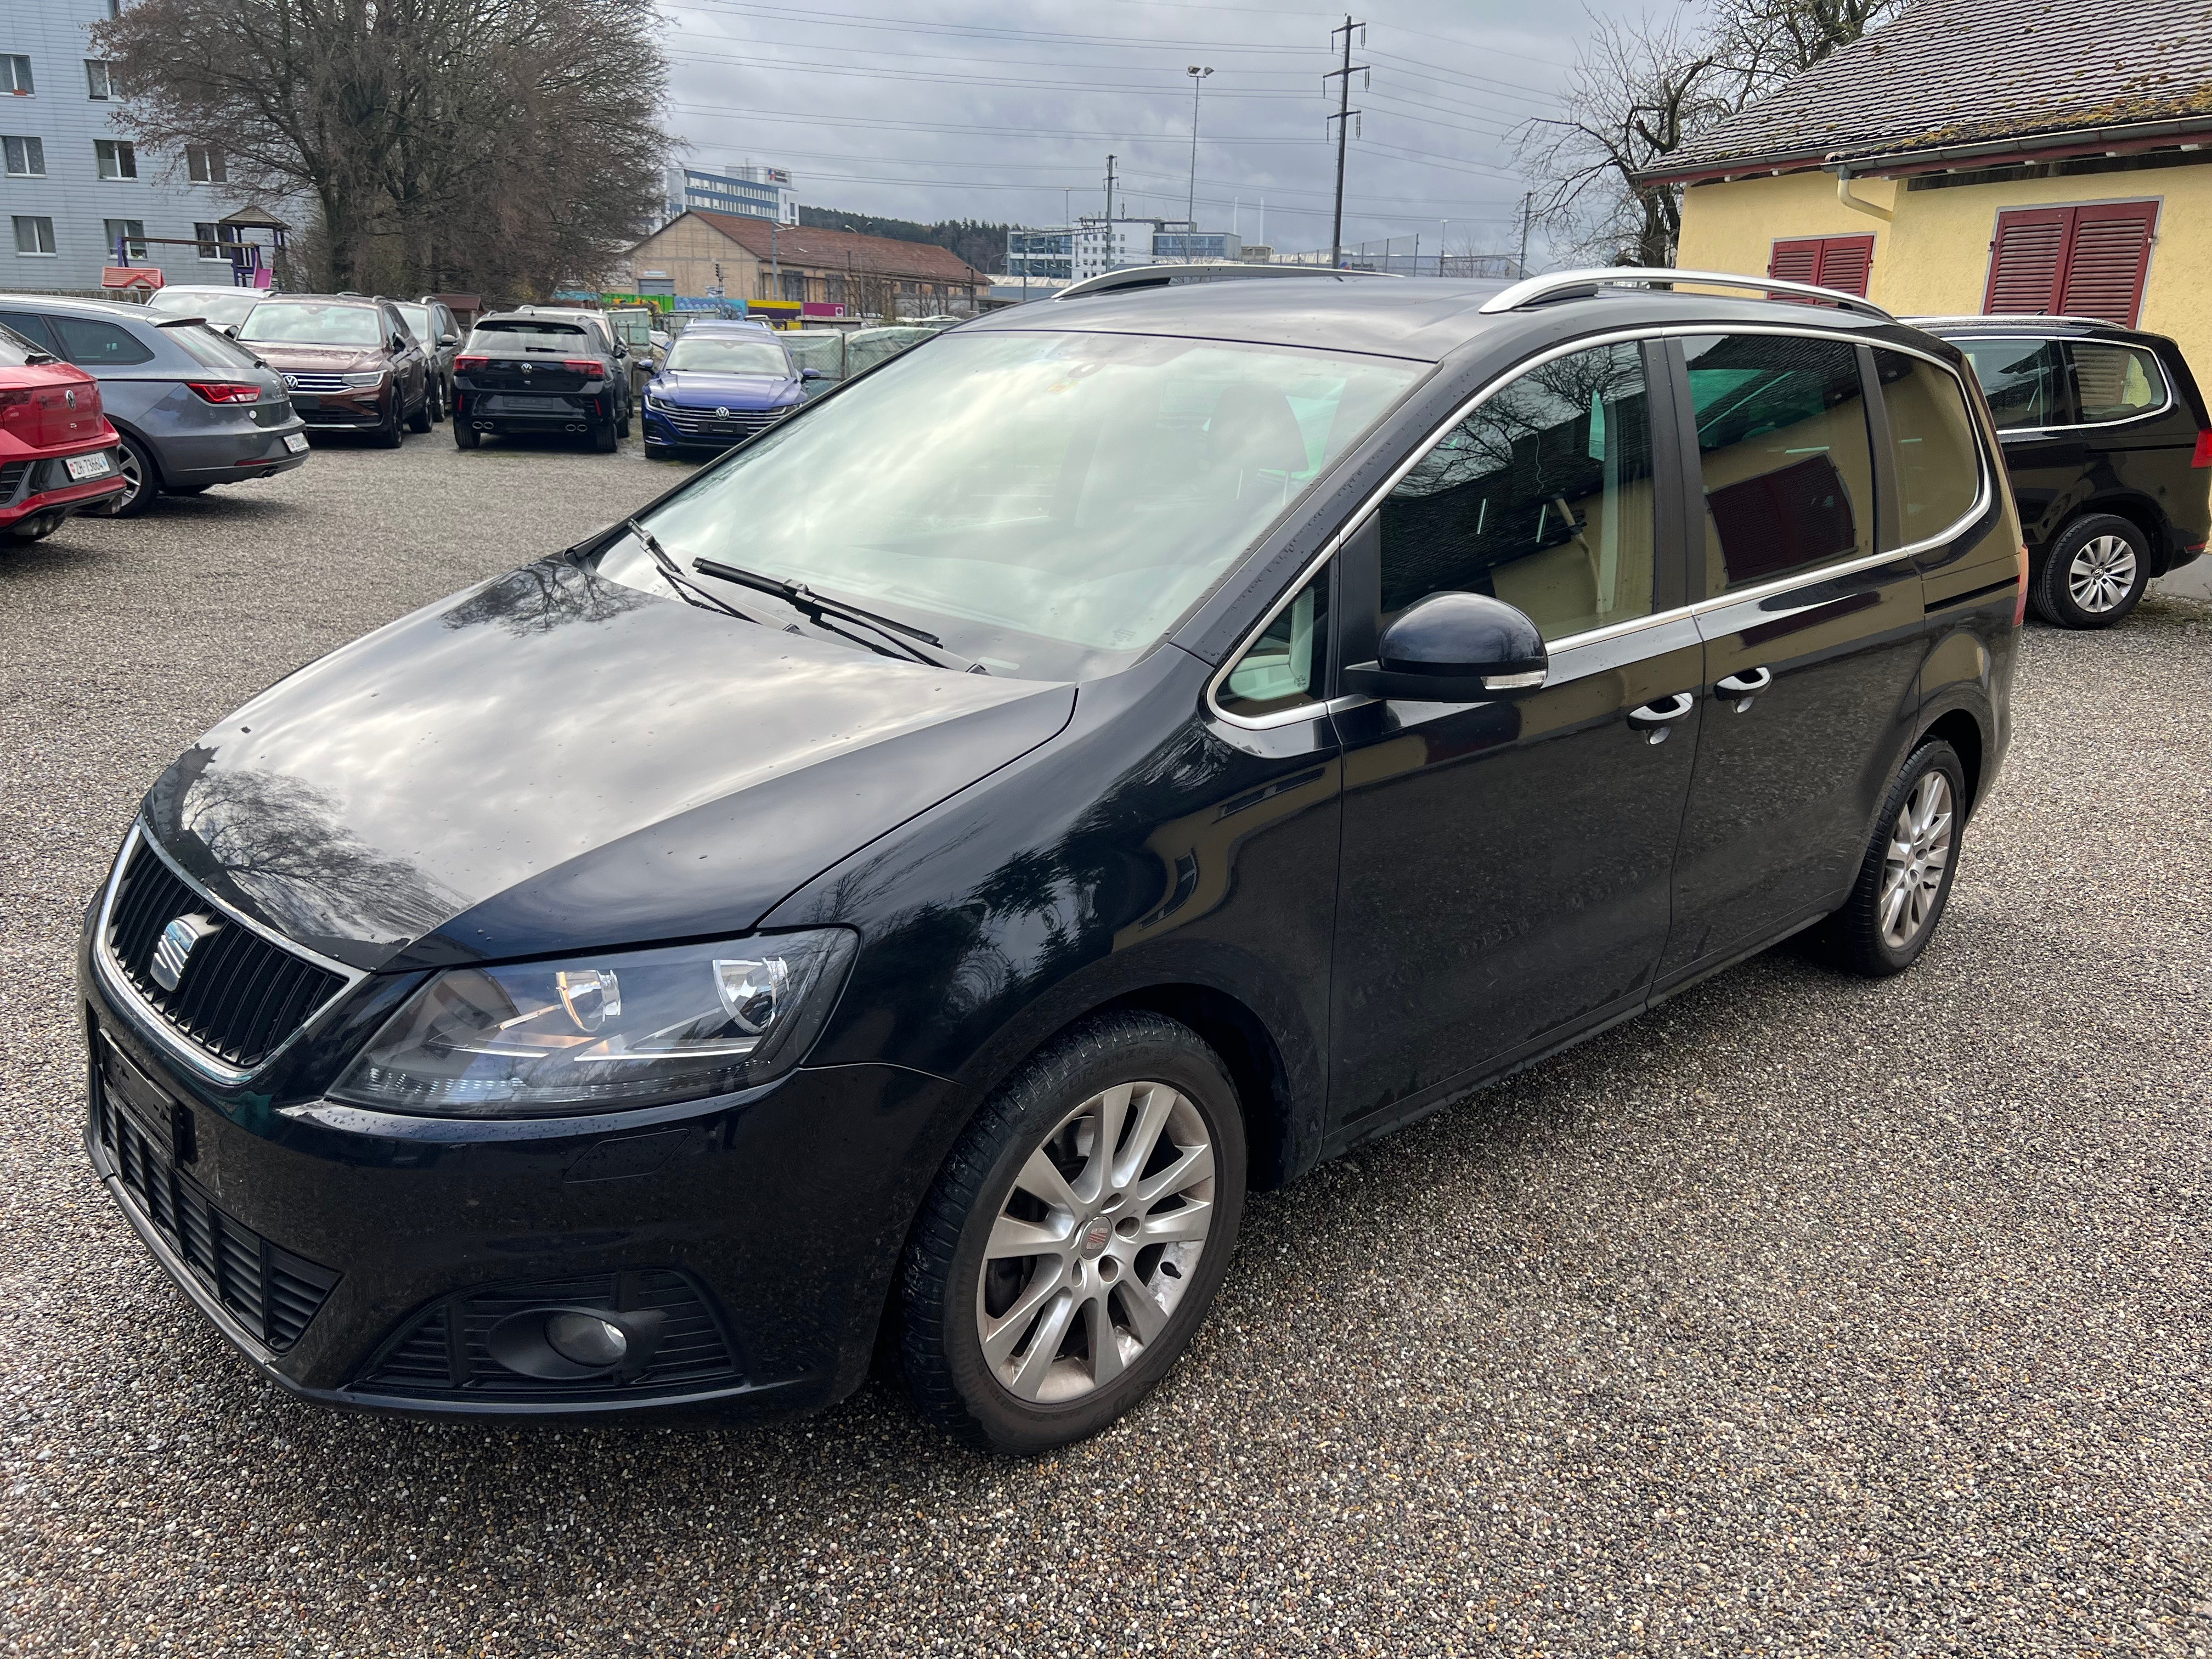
<box><xmin>141</xmin><ymin>284</ymin><xmax>267</xmax><ymax>333</ymax></box>
<box><xmin>0</xmin><ymin>296</ymin><xmax>307</xmax><ymax>516</ymax></box>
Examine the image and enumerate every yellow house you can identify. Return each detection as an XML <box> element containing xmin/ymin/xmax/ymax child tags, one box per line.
<box><xmin>1644</xmin><ymin>0</ymin><xmax>2212</xmax><ymax>382</ymax></box>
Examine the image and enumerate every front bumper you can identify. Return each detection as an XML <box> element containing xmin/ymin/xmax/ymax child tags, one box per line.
<box><xmin>78</xmin><ymin>933</ymin><xmax>969</xmax><ymax>1421</ymax></box>
<box><xmin>641</xmin><ymin>405</ymin><xmax>791</xmax><ymax>449</ymax></box>
<box><xmin>292</xmin><ymin>388</ymin><xmax>391</xmax><ymax>430</ymax></box>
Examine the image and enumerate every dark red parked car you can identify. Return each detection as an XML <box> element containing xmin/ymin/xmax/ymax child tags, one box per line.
<box><xmin>1</xmin><ymin>323</ymin><xmax>125</xmax><ymax>540</ymax></box>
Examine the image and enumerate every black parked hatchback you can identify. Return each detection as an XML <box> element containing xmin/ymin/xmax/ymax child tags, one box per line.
<box><xmin>1916</xmin><ymin>315</ymin><xmax>2210</xmax><ymax>628</ymax></box>
<box><xmin>81</xmin><ymin>268</ymin><xmax>2022</xmax><ymax>1452</ymax></box>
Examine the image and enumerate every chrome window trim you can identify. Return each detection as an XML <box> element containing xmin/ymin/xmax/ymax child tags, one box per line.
<box><xmin>1949</xmin><ymin>332</ymin><xmax>2176</xmax><ymax>435</ymax></box>
<box><xmin>1206</xmin><ymin>320</ymin><xmax>1989</xmax><ymax>729</ymax></box>
<box><xmin>92</xmin><ymin>821</ymin><xmax>368</xmax><ymax>1088</ymax></box>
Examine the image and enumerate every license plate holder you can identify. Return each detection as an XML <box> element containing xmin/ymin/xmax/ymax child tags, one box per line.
<box><xmin>283</xmin><ymin>432</ymin><xmax>309</xmax><ymax>454</ymax></box>
<box><xmin>100</xmin><ymin>1039</ymin><xmax>194</xmax><ymax>1167</ymax></box>
<box><xmin>290</xmin><ymin>394</ymin><xmax>320</xmax><ymax>411</ymax></box>
<box><xmin>65</xmin><ymin>451</ymin><xmax>112</xmax><ymax>482</ymax></box>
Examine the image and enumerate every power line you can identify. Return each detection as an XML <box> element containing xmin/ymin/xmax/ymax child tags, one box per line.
<box><xmin>665</xmin><ymin>0</ymin><xmax>1329</xmax><ymax>54</ymax></box>
<box><xmin>665</xmin><ymin>46</ymin><xmax>1322</xmax><ymax>98</ymax></box>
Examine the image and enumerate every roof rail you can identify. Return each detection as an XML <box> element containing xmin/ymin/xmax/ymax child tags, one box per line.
<box><xmin>1053</xmin><ymin>261</ymin><xmax>1401</xmax><ymax>303</ymax></box>
<box><xmin>1477</xmin><ymin>266</ymin><xmax>1894</xmax><ymax>321</ymax></box>
<box><xmin>1903</xmin><ymin>313</ymin><xmax>2113</xmax><ymax>327</ymax></box>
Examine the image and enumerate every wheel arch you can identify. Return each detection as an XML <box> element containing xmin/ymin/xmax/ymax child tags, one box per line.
<box><xmin>2063</xmin><ymin>492</ymin><xmax>2172</xmax><ymax>572</ymax></box>
<box><xmin>1918</xmin><ymin>706</ymin><xmax>1985</xmax><ymax>815</ymax></box>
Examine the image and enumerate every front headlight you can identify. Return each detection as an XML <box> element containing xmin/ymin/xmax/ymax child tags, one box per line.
<box><xmin>331</xmin><ymin>929</ymin><xmax>856</xmax><ymax>1116</ymax></box>
<box><xmin>645</xmin><ymin>391</ymin><xmax>670</xmax><ymax>410</ymax></box>
<box><xmin>343</xmin><ymin>371</ymin><xmax>388</xmax><ymax>389</ymax></box>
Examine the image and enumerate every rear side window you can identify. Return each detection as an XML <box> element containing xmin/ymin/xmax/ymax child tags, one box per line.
<box><xmin>1380</xmin><ymin>340</ymin><xmax>1660</xmax><ymax>643</ymax></box>
<box><xmin>50</xmin><ymin>315</ymin><xmax>155</xmax><ymax>367</ymax></box>
<box><xmin>0</xmin><ymin>310</ymin><xmax>60</xmax><ymax>356</ymax></box>
<box><xmin>2068</xmin><ymin>342</ymin><xmax>2165</xmax><ymax>423</ymax></box>
<box><xmin>1957</xmin><ymin>338</ymin><xmax>2070</xmax><ymax>430</ymax></box>
<box><xmin>1219</xmin><ymin>571</ymin><xmax>1330</xmax><ymax>720</ymax></box>
<box><xmin>165</xmin><ymin>321</ymin><xmax>262</xmax><ymax>370</ymax></box>
<box><xmin>1874</xmin><ymin>351</ymin><xmax>1981</xmax><ymax>543</ymax></box>
<box><xmin>1685</xmin><ymin>333</ymin><xmax>1875</xmax><ymax>594</ymax></box>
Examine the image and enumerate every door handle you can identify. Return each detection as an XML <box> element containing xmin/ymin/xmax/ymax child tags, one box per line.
<box><xmin>1626</xmin><ymin>690</ymin><xmax>1696</xmax><ymax>744</ymax></box>
<box><xmin>1714</xmin><ymin>665</ymin><xmax>1773</xmax><ymax>710</ymax></box>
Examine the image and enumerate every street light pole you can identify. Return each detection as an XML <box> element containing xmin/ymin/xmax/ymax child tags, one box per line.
<box><xmin>1185</xmin><ymin>66</ymin><xmax>1212</xmax><ymax>262</ymax></box>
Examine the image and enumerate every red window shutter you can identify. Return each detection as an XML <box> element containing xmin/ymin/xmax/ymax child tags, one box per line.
<box><xmin>1985</xmin><ymin>208</ymin><xmax>2070</xmax><ymax>314</ymax></box>
<box><xmin>2058</xmin><ymin>201</ymin><xmax>2157</xmax><ymax>325</ymax></box>
<box><xmin>1769</xmin><ymin>239</ymin><xmax>1822</xmax><ymax>284</ymax></box>
<box><xmin>1812</xmin><ymin>235</ymin><xmax>1875</xmax><ymax>297</ymax></box>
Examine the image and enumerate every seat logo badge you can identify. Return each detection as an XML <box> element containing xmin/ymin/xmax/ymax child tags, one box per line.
<box><xmin>151</xmin><ymin>913</ymin><xmax>223</xmax><ymax>992</ymax></box>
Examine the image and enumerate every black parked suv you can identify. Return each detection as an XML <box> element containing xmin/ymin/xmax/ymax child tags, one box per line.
<box><xmin>80</xmin><ymin>268</ymin><xmax>2021</xmax><ymax>1452</ymax></box>
<box><xmin>1917</xmin><ymin>315</ymin><xmax>2210</xmax><ymax>628</ymax></box>
<box><xmin>452</xmin><ymin>313</ymin><xmax>623</xmax><ymax>450</ymax></box>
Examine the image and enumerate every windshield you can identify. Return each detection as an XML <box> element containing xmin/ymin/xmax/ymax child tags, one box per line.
<box><xmin>240</xmin><ymin>303</ymin><xmax>382</xmax><ymax>346</ymax></box>
<box><xmin>665</xmin><ymin>337</ymin><xmax>789</xmax><ymax>375</ymax></box>
<box><xmin>473</xmin><ymin>320</ymin><xmax>590</xmax><ymax>351</ymax></box>
<box><xmin>147</xmin><ymin>289</ymin><xmax>261</xmax><ymax>329</ymax></box>
<box><xmin>605</xmin><ymin>329</ymin><xmax>1424</xmax><ymax>676</ymax></box>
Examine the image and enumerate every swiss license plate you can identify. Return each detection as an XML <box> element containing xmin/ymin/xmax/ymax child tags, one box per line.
<box><xmin>66</xmin><ymin>451</ymin><xmax>112</xmax><ymax>482</ymax></box>
<box><xmin>283</xmin><ymin>432</ymin><xmax>309</xmax><ymax>454</ymax></box>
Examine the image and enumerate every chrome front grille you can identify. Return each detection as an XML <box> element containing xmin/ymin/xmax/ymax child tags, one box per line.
<box><xmin>661</xmin><ymin>406</ymin><xmax>785</xmax><ymax>440</ymax></box>
<box><xmin>281</xmin><ymin>373</ymin><xmax>351</xmax><ymax>394</ymax></box>
<box><xmin>98</xmin><ymin>829</ymin><xmax>355</xmax><ymax>1079</ymax></box>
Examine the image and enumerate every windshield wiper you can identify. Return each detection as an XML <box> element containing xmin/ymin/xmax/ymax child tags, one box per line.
<box><xmin>692</xmin><ymin>556</ymin><xmax>985</xmax><ymax>674</ymax></box>
<box><xmin>625</xmin><ymin>520</ymin><xmax>760</xmax><ymax>625</ymax></box>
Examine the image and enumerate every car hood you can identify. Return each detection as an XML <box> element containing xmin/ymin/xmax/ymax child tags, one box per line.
<box><xmin>140</xmin><ymin>559</ymin><xmax>1075</xmax><ymax>973</ymax></box>
<box><xmin>251</xmin><ymin>344</ymin><xmax>382</xmax><ymax>372</ymax></box>
<box><xmin>652</xmin><ymin>371</ymin><xmax>798</xmax><ymax>404</ymax></box>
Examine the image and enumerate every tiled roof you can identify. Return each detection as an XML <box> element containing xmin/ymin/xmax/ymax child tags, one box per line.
<box><xmin>1647</xmin><ymin>0</ymin><xmax>2212</xmax><ymax>178</ymax></box>
<box><xmin>687</xmin><ymin>212</ymin><xmax>985</xmax><ymax>286</ymax></box>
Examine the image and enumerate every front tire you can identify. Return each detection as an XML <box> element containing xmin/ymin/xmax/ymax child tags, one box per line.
<box><xmin>374</xmin><ymin>397</ymin><xmax>404</xmax><ymax>449</ymax></box>
<box><xmin>1818</xmin><ymin>739</ymin><xmax>1966</xmax><ymax>978</ymax></box>
<box><xmin>900</xmin><ymin>1012</ymin><xmax>1246</xmax><ymax>1453</ymax></box>
<box><xmin>2032</xmin><ymin>513</ymin><xmax>2150</xmax><ymax>629</ymax></box>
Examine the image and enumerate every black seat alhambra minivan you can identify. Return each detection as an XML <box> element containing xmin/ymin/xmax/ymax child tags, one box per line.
<box><xmin>81</xmin><ymin>268</ymin><xmax>2022</xmax><ymax>1452</ymax></box>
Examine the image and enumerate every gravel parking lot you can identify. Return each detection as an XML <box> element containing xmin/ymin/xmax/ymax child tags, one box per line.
<box><xmin>2</xmin><ymin>433</ymin><xmax>2208</xmax><ymax>1657</ymax></box>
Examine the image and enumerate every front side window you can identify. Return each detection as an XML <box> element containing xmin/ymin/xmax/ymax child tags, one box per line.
<box><xmin>612</xmin><ymin>330</ymin><xmax>1421</xmax><ymax>676</ymax></box>
<box><xmin>84</xmin><ymin>59</ymin><xmax>112</xmax><ymax>99</ymax></box>
<box><xmin>1874</xmin><ymin>350</ymin><xmax>1980</xmax><ymax>543</ymax></box>
<box><xmin>1</xmin><ymin>56</ymin><xmax>33</xmax><ymax>95</ymax></box>
<box><xmin>52</xmin><ymin>314</ymin><xmax>154</xmax><ymax>366</ymax></box>
<box><xmin>12</xmin><ymin>216</ymin><xmax>54</xmax><ymax>256</ymax></box>
<box><xmin>102</xmin><ymin>217</ymin><xmax>145</xmax><ymax>259</ymax></box>
<box><xmin>239</xmin><ymin>302</ymin><xmax>382</xmax><ymax>346</ymax></box>
<box><xmin>2068</xmin><ymin>341</ymin><xmax>2165</xmax><ymax>423</ymax></box>
<box><xmin>2</xmin><ymin>135</ymin><xmax>42</xmax><ymax>176</ymax></box>
<box><xmin>1380</xmin><ymin>340</ymin><xmax>1658</xmax><ymax>642</ymax></box>
<box><xmin>95</xmin><ymin>138</ymin><xmax>136</xmax><ymax>179</ymax></box>
<box><xmin>1218</xmin><ymin>571</ymin><xmax>1330</xmax><ymax>720</ymax></box>
<box><xmin>1957</xmin><ymin>337</ymin><xmax>2069</xmax><ymax>430</ymax></box>
<box><xmin>1686</xmin><ymin>332</ymin><xmax>1875</xmax><ymax>594</ymax></box>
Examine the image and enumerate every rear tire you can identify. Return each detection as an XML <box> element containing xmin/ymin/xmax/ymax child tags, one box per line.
<box><xmin>453</xmin><ymin>422</ymin><xmax>480</xmax><ymax>449</ymax></box>
<box><xmin>899</xmin><ymin>1011</ymin><xmax>1246</xmax><ymax>1453</ymax></box>
<box><xmin>1817</xmin><ymin>739</ymin><xmax>1966</xmax><ymax>978</ymax></box>
<box><xmin>589</xmin><ymin>417</ymin><xmax>618</xmax><ymax>454</ymax></box>
<box><xmin>2032</xmin><ymin>514</ymin><xmax>2150</xmax><ymax>629</ymax></box>
<box><xmin>100</xmin><ymin>432</ymin><xmax>160</xmax><ymax>518</ymax></box>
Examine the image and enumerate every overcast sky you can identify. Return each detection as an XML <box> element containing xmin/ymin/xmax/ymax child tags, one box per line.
<box><xmin>659</xmin><ymin>0</ymin><xmax>1707</xmax><ymax>267</ymax></box>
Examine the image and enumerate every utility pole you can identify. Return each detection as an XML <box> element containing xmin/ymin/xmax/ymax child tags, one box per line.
<box><xmin>1325</xmin><ymin>16</ymin><xmax>1366</xmax><ymax>269</ymax></box>
<box><xmin>1104</xmin><ymin>154</ymin><xmax>1116</xmax><ymax>224</ymax></box>
<box><xmin>1185</xmin><ymin>66</ymin><xmax>1212</xmax><ymax>261</ymax></box>
<box><xmin>1516</xmin><ymin>190</ymin><xmax>1533</xmax><ymax>277</ymax></box>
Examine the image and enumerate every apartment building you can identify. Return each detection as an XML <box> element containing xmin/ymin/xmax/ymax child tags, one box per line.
<box><xmin>2</xmin><ymin>0</ymin><xmax>249</xmax><ymax>290</ymax></box>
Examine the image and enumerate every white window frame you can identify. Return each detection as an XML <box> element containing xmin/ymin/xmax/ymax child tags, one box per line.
<box><xmin>13</xmin><ymin>215</ymin><xmax>57</xmax><ymax>257</ymax></box>
<box><xmin>84</xmin><ymin>59</ymin><xmax>112</xmax><ymax>100</ymax></box>
<box><xmin>2</xmin><ymin>134</ymin><xmax>43</xmax><ymax>176</ymax></box>
<box><xmin>186</xmin><ymin>142</ymin><xmax>225</xmax><ymax>184</ymax></box>
<box><xmin>95</xmin><ymin>137</ymin><xmax>136</xmax><ymax>179</ymax></box>
<box><xmin>103</xmin><ymin>217</ymin><xmax>147</xmax><ymax>259</ymax></box>
<box><xmin>1</xmin><ymin>56</ymin><xmax>33</xmax><ymax>97</ymax></box>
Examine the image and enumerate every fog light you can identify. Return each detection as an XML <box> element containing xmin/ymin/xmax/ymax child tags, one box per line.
<box><xmin>546</xmin><ymin>1311</ymin><xmax>627</xmax><ymax>1368</ymax></box>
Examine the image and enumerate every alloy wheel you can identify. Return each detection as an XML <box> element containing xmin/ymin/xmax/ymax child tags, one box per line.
<box><xmin>975</xmin><ymin>1080</ymin><xmax>1216</xmax><ymax>1406</ymax></box>
<box><xmin>111</xmin><ymin>443</ymin><xmax>143</xmax><ymax>512</ymax></box>
<box><xmin>2067</xmin><ymin>534</ymin><xmax>2137</xmax><ymax>613</ymax></box>
<box><xmin>1879</xmin><ymin>771</ymin><xmax>1953</xmax><ymax>951</ymax></box>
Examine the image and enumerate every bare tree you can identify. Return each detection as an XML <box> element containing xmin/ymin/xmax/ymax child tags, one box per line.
<box><xmin>95</xmin><ymin>0</ymin><xmax>668</xmax><ymax>299</ymax></box>
<box><xmin>1518</xmin><ymin>13</ymin><xmax>1731</xmax><ymax>268</ymax></box>
<box><xmin>1519</xmin><ymin>0</ymin><xmax>1907</xmax><ymax>269</ymax></box>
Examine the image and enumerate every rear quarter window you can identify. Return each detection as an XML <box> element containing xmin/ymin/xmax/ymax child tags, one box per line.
<box><xmin>166</xmin><ymin>322</ymin><xmax>263</xmax><ymax>370</ymax></box>
<box><xmin>2068</xmin><ymin>342</ymin><xmax>2165</xmax><ymax>422</ymax></box>
<box><xmin>1874</xmin><ymin>350</ymin><xmax>1982</xmax><ymax>544</ymax></box>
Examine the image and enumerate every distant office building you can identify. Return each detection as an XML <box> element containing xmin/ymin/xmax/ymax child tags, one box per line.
<box><xmin>661</xmin><ymin>164</ymin><xmax>799</xmax><ymax>228</ymax></box>
<box><xmin>3</xmin><ymin>0</ymin><xmax>268</xmax><ymax>290</ymax></box>
<box><xmin>1006</xmin><ymin>218</ymin><xmax>1242</xmax><ymax>284</ymax></box>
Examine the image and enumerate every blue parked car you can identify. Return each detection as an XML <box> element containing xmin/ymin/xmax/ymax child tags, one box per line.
<box><xmin>641</xmin><ymin>331</ymin><xmax>822</xmax><ymax>459</ymax></box>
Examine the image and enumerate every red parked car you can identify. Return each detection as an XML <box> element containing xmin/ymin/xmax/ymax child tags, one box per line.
<box><xmin>1</xmin><ymin>322</ymin><xmax>125</xmax><ymax>541</ymax></box>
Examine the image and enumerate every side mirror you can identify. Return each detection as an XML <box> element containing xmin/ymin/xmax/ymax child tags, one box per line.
<box><xmin>440</xmin><ymin>332</ymin><xmax>459</xmax><ymax>346</ymax></box>
<box><xmin>1341</xmin><ymin>591</ymin><xmax>1548</xmax><ymax>701</ymax></box>
<box><xmin>799</xmin><ymin>366</ymin><xmax>825</xmax><ymax>381</ymax></box>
